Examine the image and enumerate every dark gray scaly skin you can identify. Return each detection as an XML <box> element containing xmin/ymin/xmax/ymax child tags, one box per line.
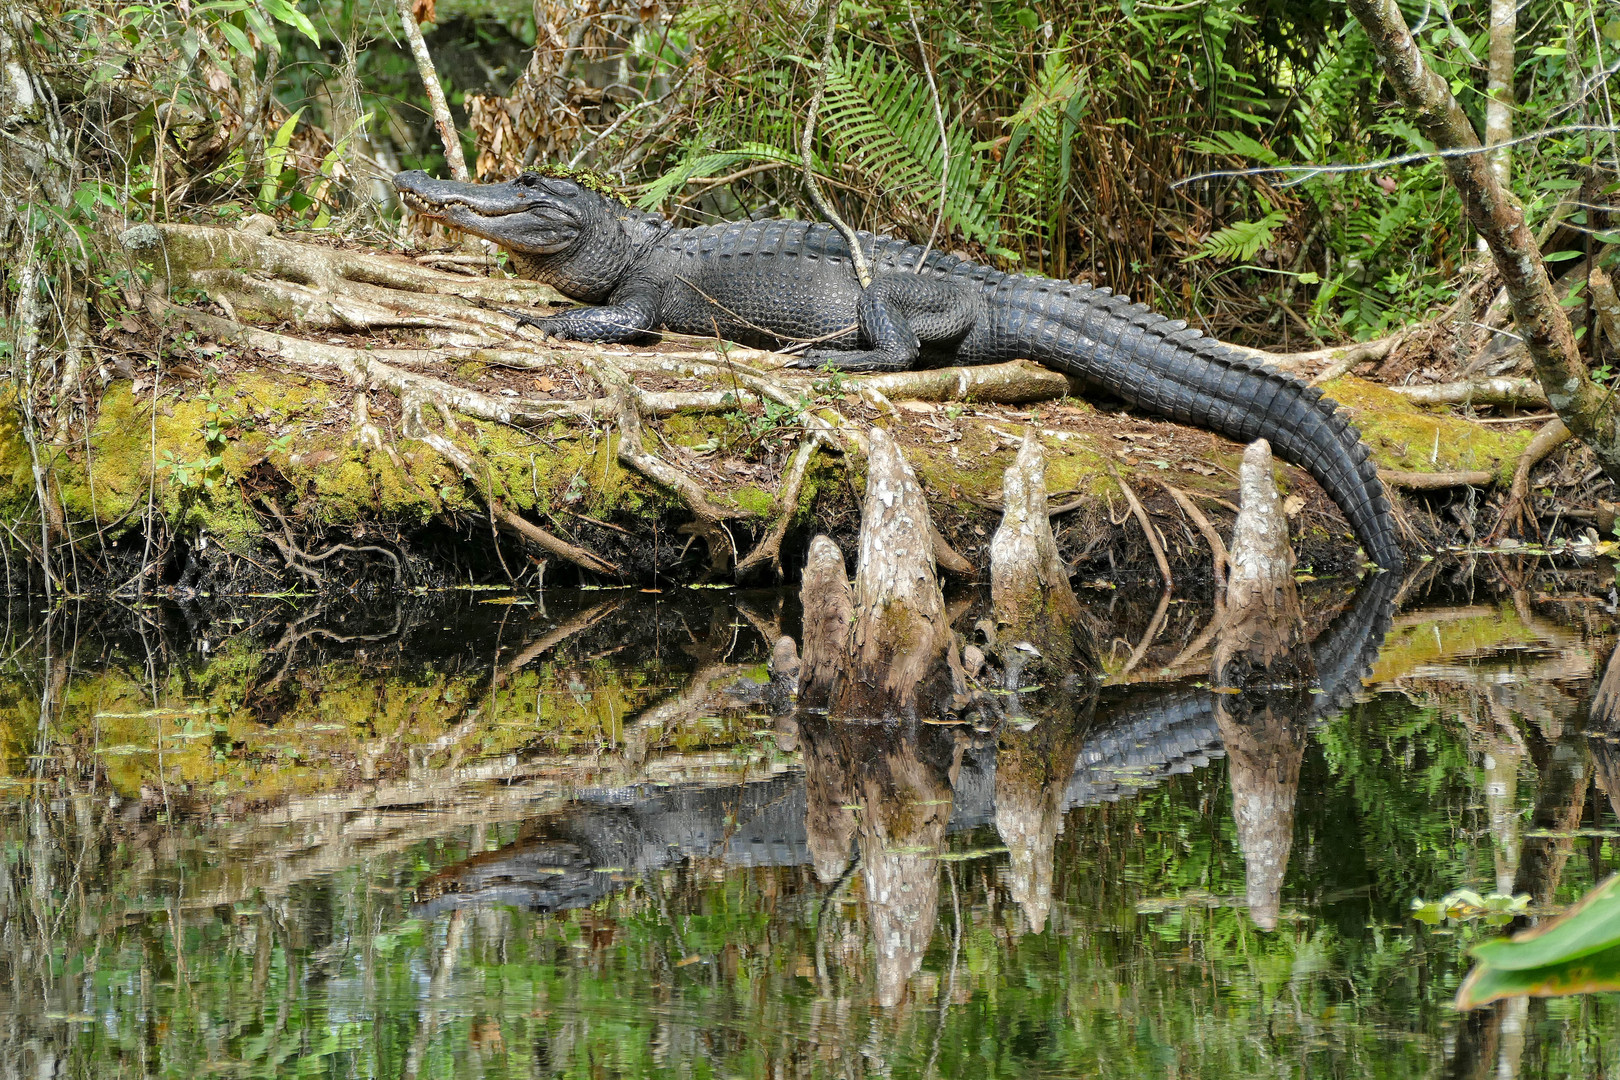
<box><xmin>395</xmin><ymin>169</ymin><xmax>1404</xmax><ymax>569</ymax></box>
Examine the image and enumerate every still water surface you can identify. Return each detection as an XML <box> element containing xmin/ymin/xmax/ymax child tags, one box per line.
<box><xmin>0</xmin><ymin>574</ymin><xmax>1616</xmax><ymax>1078</ymax></box>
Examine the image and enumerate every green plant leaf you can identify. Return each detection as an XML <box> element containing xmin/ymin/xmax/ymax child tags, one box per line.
<box><xmin>1469</xmin><ymin>874</ymin><xmax>1620</xmax><ymax>971</ymax></box>
<box><xmin>1456</xmin><ymin>940</ymin><xmax>1620</xmax><ymax>1010</ymax></box>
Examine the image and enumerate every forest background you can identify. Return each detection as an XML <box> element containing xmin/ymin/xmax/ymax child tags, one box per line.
<box><xmin>1</xmin><ymin>0</ymin><xmax>1618</xmax><ymax>590</ymax></box>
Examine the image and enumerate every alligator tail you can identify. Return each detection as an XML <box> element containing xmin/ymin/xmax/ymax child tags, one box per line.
<box><xmin>1010</xmin><ymin>281</ymin><xmax>1404</xmax><ymax>570</ymax></box>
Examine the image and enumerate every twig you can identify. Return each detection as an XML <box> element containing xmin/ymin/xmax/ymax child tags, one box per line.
<box><xmin>394</xmin><ymin>0</ymin><xmax>469</xmax><ymax>182</ymax></box>
<box><xmin>1172</xmin><ymin>124</ymin><xmax>1620</xmax><ymax>189</ymax></box>
<box><xmin>800</xmin><ymin>0</ymin><xmax>874</xmax><ymax>288</ymax></box>
<box><xmin>907</xmin><ymin>0</ymin><xmax>949</xmax><ymax>272</ymax></box>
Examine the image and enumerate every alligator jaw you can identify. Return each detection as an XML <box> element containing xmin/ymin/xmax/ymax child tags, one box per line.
<box><xmin>393</xmin><ymin>170</ymin><xmax>582</xmax><ymax>254</ymax></box>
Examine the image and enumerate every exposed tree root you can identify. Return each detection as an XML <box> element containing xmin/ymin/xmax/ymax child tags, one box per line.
<box><xmin>1160</xmin><ymin>481</ymin><xmax>1228</xmax><ymax>594</ymax></box>
<box><xmin>581</xmin><ymin>356</ymin><xmax>740</xmax><ymax>574</ymax></box>
<box><xmin>734</xmin><ymin>432</ymin><xmax>823</xmax><ymax>579</ymax></box>
<box><xmin>401</xmin><ymin>410</ymin><xmax>621</xmax><ymax>577</ymax></box>
<box><xmin>258</xmin><ymin>496</ymin><xmax>404</xmax><ymax>586</ymax></box>
<box><xmin>1108</xmin><ymin>469</ymin><xmax>1173</xmax><ymax>678</ymax></box>
<box><xmin>1491</xmin><ymin>417</ymin><xmax>1574</xmax><ymax>539</ymax></box>
<box><xmin>845</xmin><ymin>360</ymin><xmax>1071</xmax><ymax>405</ymax></box>
<box><xmin>1223</xmin><ymin>334</ymin><xmax>1399</xmax><ymax>378</ymax></box>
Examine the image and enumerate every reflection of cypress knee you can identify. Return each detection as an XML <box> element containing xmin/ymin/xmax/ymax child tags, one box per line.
<box><xmin>994</xmin><ymin>713</ymin><xmax>1091</xmax><ymax>934</ymax></box>
<box><xmin>1216</xmin><ymin>699</ymin><xmax>1306</xmax><ymax>931</ymax></box>
<box><xmin>1592</xmin><ymin>650</ymin><xmax>1620</xmax><ymax>827</ymax></box>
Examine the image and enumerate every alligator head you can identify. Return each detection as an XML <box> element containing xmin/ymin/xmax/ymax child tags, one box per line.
<box><xmin>394</xmin><ymin>170</ymin><xmax>603</xmax><ymax>254</ymax></box>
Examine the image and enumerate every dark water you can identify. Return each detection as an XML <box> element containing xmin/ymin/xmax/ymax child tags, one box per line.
<box><xmin>1</xmin><ymin>572</ymin><xmax>1617</xmax><ymax>1079</ymax></box>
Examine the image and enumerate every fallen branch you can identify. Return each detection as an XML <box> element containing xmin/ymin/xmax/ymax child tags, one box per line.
<box><xmin>846</xmin><ymin>360</ymin><xmax>1071</xmax><ymax>405</ymax></box>
<box><xmin>1379</xmin><ymin>468</ymin><xmax>1496</xmax><ymax>489</ymax></box>
<box><xmin>1386</xmin><ymin>378</ymin><xmax>1548</xmax><ymax>408</ymax></box>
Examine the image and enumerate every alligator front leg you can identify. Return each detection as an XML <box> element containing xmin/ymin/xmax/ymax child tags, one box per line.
<box><xmin>791</xmin><ymin>273</ymin><xmax>978</xmax><ymax>371</ymax></box>
<box><xmin>507</xmin><ymin>289</ymin><xmax>660</xmax><ymax>344</ymax></box>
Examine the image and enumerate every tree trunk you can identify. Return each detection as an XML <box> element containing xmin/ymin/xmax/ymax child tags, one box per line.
<box><xmin>1347</xmin><ymin>0</ymin><xmax>1620</xmax><ymax>479</ymax></box>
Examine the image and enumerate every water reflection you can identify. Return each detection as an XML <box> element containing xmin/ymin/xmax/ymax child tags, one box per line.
<box><xmin>0</xmin><ymin>568</ymin><xmax>1617</xmax><ymax>1077</ymax></box>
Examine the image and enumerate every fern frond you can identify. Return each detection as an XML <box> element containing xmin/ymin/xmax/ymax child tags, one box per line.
<box><xmin>816</xmin><ymin>45</ymin><xmax>1002</xmax><ymax>246</ymax></box>
<box><xmin>1186</xmin><ymin>210</ymin><xmax>1288</xmax><ymax>263</ymax></box>
<box><xmin>636</xmin><ymin>141</ymin><xmax>801</xmax><ymax>211</ymax></box>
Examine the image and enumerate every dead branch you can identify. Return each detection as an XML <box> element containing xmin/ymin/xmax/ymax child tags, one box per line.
<box><xmin>846</xmin><ymin>360</ymin><xmax>1071</xmax><ymax>405</ymax></box>
<box><xmin>1379</xmin><ymin>468</ymin><xmax>1497</xmax><ymax>489</ymax></box>
<box><xmin>1387</xmin><ymin>378</ymin><xmax>1548</xmax><ymax>408</ymax></box>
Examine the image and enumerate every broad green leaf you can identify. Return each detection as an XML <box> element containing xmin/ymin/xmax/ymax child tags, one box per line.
<box><xmin>1470</xmin><ymin>875</ymin><xmax>1620</xmax><ymax>970</ymax></box>
<box><xmin>260</xmin><ymin>0</ymin><xmax>318</xmax><ymax>44</ymax></box>
<box><xmin>1456</xmin><ymin>940</ymin><xmax>1620</xmax><ymax>1010</ymax></box>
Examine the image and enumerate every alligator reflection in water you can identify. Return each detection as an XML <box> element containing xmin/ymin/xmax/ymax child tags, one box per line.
<box><xmin>414</xmin><ymin>572</ymin><xmax>1397</xmax><ymax>1002</ymax></box>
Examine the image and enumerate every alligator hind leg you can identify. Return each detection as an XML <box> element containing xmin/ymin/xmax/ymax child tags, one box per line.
<box><xmin>791</xmin><ymin>273</ymin><xmax>978</xmax><ymax>371</ymax></box>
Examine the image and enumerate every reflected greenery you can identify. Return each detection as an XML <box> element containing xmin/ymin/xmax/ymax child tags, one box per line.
<box><xmin>0</xmin><ymin>578</ymin><xmax>1617</xmax><ymax>1078</ymax></box>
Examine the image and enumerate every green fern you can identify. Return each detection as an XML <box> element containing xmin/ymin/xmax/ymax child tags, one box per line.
<box><xmin>815</xmin><ymin>44</ymin><xmax>1002</xmax><ymax>247</ymax></box>
<box><xmin>1000</xmin><ymin>47</ymin><xmax>1086</xmax><ymax>264</ymax></box>
<box><xmin>636</xmin><ymin>141</ymin><xmax>801</xmax><ymax>211</ymax></box>
<box><xmin>1188</xmin><ymin>130</ymin><xmax>1279</xmax><ymax>165</ymax></box>
<box><xmin>1187</xmin><ymin>210</ymin><xmax>1288</xmax><ymax>263</ymax></box>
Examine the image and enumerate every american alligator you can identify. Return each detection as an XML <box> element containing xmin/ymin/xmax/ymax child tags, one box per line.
<box><xmin>394</xmin><ymin>170</ymin><xmax>1403</xmax><ymax>569</ymax></box>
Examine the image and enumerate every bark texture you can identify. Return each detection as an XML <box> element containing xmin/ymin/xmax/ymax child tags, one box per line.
<box><xmin>988</xmin><ymin>431</ymin><xmax>1089</xmax><ymax>669</ymax></box>
<box><xmin>845</xmin><ymin>428</ymin><xmax>953</xmax><ymax>713</ymax></box>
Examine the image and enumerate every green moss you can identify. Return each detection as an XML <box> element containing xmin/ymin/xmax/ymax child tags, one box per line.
<box><xmin>731</xmin><ymin>485</ymin><xmax>775</xmax><ymax>518</ymax></box>
<box><xmin>1323</xmin><ymin>376</ymin><xmax>1535</xmax><ymax>483</ymax></box>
